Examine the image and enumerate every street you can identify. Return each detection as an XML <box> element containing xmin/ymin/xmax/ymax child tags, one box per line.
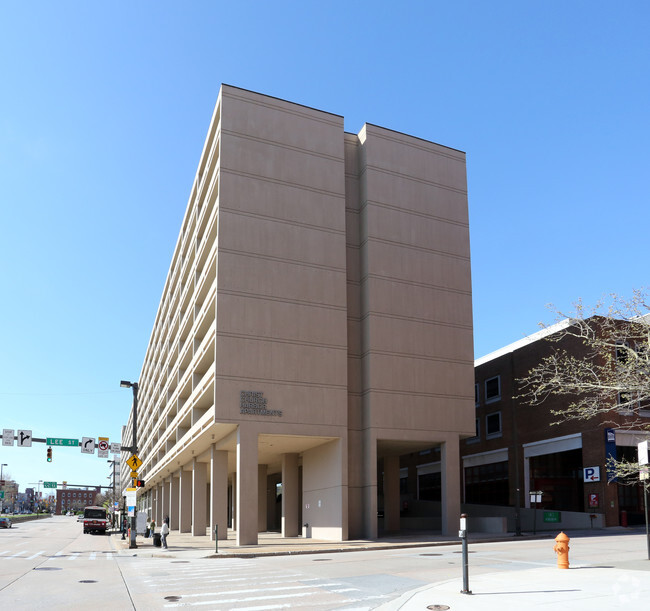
<box><xmin>1</xmin><ymin>516</ymin><xmax>649</xmax><ymax>609</ymax></box>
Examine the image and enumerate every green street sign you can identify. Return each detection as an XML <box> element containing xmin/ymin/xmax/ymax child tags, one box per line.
<box><xmin>46</xmin><ymin>438</ymin><xmax>79</xmax><ymax>447</ymax></box>
<box><xmin>43</xmin><ymin>481</ymin><xmax>57</xmax><ymax>489</ymax></box>
<box><xmin>0</xmin><ymin>491</ymin><xmax>4</xmax><ymax>498</ymax></box>
<box><xmin>543</xmin><ymin>511</ymin><xmax>561</xmax><ymax>523</ymax></box>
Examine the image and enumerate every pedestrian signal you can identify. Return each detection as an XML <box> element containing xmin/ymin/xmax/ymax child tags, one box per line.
<box><xmin>135</xmin><ymin>479</ymin><xmax>145</xmax><ymax>488</ymax></box>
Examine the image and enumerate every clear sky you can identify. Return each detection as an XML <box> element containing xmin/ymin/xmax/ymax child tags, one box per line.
<box><xmin>1</xmin><ymin>1</ymin><xmax>648</xmax><ymax>494</ymax></box>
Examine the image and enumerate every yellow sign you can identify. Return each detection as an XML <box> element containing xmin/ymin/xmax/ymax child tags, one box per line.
<box><xmin>130</xmin><ymin>471</ymin><xmax>138</xmax><ymax>478</ymax></box>
<box><xmin>127</xmin><ymin>454</ymin><xmax>142</xmax><ymax>470</ymax></box>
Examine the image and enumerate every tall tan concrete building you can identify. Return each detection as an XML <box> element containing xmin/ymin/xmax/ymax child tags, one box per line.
<box><xmin>122</xmin><ymin>85</ymin><xmax>474</xmax><ymax>544</ymax></box>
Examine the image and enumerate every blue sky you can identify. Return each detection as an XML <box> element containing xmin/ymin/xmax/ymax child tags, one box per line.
<box><xmin>1</xmin><ymin>1</ymin><xmax>648</xmax><ymax>493</ymax></box>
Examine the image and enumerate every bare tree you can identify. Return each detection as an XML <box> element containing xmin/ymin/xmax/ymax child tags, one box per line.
<box><xmin>518</xmin><ymin>289</ymin><xmax>650</xmax><ymax>482</ymax></box>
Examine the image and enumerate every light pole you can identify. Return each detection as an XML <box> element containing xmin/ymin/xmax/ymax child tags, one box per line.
<box><xmin>107</xmin><ymin>459</ymin><xmax>118</xmax><ymax>528</ymax></box>
<box><xmin>120</xmin><ymin>380</ymin><xmax>139</xmax><ymax>549</ymax></box>
<box><xmin>0</xmin><ymin>464</ymin><xmax>7</xmax><ymax>514</ymax></box>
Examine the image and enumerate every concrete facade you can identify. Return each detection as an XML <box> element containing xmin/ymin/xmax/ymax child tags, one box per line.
<box><xmin>122</xmin><ymin>85</ymin><xmax>475</xmax><ymax>544</ymax></box>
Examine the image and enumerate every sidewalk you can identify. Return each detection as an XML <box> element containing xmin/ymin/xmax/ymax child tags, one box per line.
<box><xmin>110</xmin><ymin>526</ymin><xmax>584</xmax><ymax>559</ymax></box>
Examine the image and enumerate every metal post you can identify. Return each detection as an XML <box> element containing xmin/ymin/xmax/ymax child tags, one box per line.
<box><xmin>459</xmin><ymin>513</ymin><xmax>472</xmax><ymax>594</ymax></box>
<box><xmin>643</xmin><ymin>481</ymin><xmax>650</xmax><ymax>560</ymax></box>
<box><xmin>215</xmin><ymin>525</ymin><xmax>218</xmax><ymax>553</ymax></box>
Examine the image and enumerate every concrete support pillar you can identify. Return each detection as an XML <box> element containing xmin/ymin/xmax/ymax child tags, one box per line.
<box><xmin>161</xmin><ymin>479</ymin><xmax>168</xmax><ymax>524</ymax></box>
<box><xmin>230</xmin><ymin>477</ymin><xmax>236</xmax><ymax>529</ymax></box>
<box><xmin>281</xmin><ymin>453</ymin><xmax>300</xmax><ymax>537</ymax></box>
<box><xmin>156</xmin><ymin>485</ymin><xmax>163</xmax><ymax>526</ymax></box>
<box><xmin>169</xmin><ymin>475</ymin><xmax>179</xmax><ymax>530</ymax></box>
<box><xmin>384</xmin><ymin>454</ymin><xmax>401</xmax><ymax>532</ymax></box>
<box><xmin>363</xmin><ymin>430</ymin><xmax>378</xmax><ymax>539</ymax></box>
<box><xmin>258</xmin><ymin>464</ymin><xmax>268</xmax><ymax>532</ymax></box>
<box><xmin>236</xmin><ymin>426</ymin><xmax>258</xmax><ymax>545</ymax></box>
<box><xmin>211</xmin><ymin>446</ymin><xmax>228</xmax><ymax>541</ymax></box>
<box><xmin>179</xmin><ymin>469</ymin><xmax>192</xmax><ymax>533</ymax></box>
<box><xmin>192</xmin><ymin>459</ymin><xmax>207</xmax><ymax>536</ymax></box>
<box><xmin>441</xmin><ymin>437</ymin><xmax>461</xmax><ymax>536</ymax></box>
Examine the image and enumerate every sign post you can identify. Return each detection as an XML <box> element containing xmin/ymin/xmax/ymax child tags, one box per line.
<box><xmin>638</xmin><ymin>440</ymin><xmax>649</xmax><ymax>560</ymax></box>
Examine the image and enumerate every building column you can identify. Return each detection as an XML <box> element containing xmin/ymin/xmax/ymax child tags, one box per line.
<box><xmin>169</xmin><ymin>474</ymin><xmax>179</xmax><ymax>530</ymax></box>
<box><xmin>161</xmin><ymin>479</ymin><xmax>168</xmax><ymax>524</ymax></box>
<box><xmin>179</xmin><ymin>468</ymin><xmax>192</xmax><ymax>533</ymax></box>
<box><xmin>363</xmin><ymin>430</ymin><xmax>378</xmax><ymax>539</ymax></box>
<box><xmin>258</xmin><ymin>464</ymin><xmax>268</xmax><ymax>532</ymax></box>
<box><xmin>441</xmin><ymin>436</ymin><xmax>461</xmax><ymax>536</ymax></box>
<box><xmin>236</xmin><ymin>425</ymin><xmax>258</xmax><ymax>545</ymax></box>
<box><xmin>211</xmin><ymin>446</ymin><xmax>228</xmax><ymax>540</ymax></box>
<box><xmin>384</xmin><ymin>454</ymin><xmax>401</xmax><ymax>532</ymax></box>
<box><xmin>230</xmin><ymin>476</ymin><xmax>236</xmax><ymax>529</ymax></box>
<box><xmin>156</xmin><ymin>484</ymin><xmax>163</xmax><ymax>526</ymax></box>
<box><xmin>192</xmin><ymin>459</ymin><xmax>207</xmax><ymax>536</ymax></box>
<box><xmin>282</xmin><ymin>453</ymin><xmax>300</xmax><ymax>537</ymax></box>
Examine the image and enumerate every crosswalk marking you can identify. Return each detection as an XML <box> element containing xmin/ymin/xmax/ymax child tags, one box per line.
<box><xmin>27</xmin><ymin>551</ymin><xmax>44</xmax><ymax>559</ymax></box>
<box><xmin>89</xmin><ymin>552</ymin><xmax>97</xmax><ymax>560</ymax></box>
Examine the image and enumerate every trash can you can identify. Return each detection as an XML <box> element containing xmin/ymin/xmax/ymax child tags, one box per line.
<box><xmin>153</xmin><ymin>533</ymin><xmax>162</xmax><ymax>547</ymax></box>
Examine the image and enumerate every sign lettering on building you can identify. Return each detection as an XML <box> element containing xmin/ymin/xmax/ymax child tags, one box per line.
<box><xmin>240</xmin><ymin>391</ymin><xmax>282</xmax><ymax>417</ymax></box>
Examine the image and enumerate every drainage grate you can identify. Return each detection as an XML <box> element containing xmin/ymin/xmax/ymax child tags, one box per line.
<box><xmin>427</xmin><ymin>606</ymin><xmax>450</xmax><ymax>610</ymax></box>
<box><xmin>79</xmin><ymin>580</ymin><xmax>97</xmax><ymax>584</ymax></box>
<box><xmin>34</xmin><ymin>567</ymin><xmax>62</xmax><ymax>571</ymax></box>
<box><xmin>171</xmin><ymin>561</ymin><xmax>190</xmax><ymax>563</ymax></box>
<box><xmin>420</xmin><ymin>553</ymin><xmax>442</xmax><ymax>556</ymax></box>
<box><xmin>164</xmin><ymin>596</ymin><xmax>181</xmax><ymax>602</ymax></box>
<box><xmin>312</xmin><ymin>558</ymin><xmax>332</xmax><ymax>561</ymax></box>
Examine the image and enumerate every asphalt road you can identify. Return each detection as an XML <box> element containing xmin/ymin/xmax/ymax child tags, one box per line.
<box><xmin>1</xmin><ymin>516</ymin><xmax>649</xmax><ymax>610</ymax></box>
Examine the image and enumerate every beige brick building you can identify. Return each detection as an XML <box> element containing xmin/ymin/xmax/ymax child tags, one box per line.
<box><xmin>122</xmin><ymin>85</ymin><xmax>474</xmax><ymax>544</ymax></box>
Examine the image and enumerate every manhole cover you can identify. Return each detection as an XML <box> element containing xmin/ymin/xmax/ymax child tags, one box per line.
<box><xmin>33</xmin><ymin>567</ymin><xmax>62</xmax><ymax>571</ymax></box>
<box><xmin>312</xmin><ymin>558</ymin><xmax>332</xmax><ymax>561</ymax></box>
<box><xmin>427</xmin><ymin>606</ymin><xmax>450</xmax><ymax>610</ymax></box>
<box><xmin>164</xmin><ymin>596</ymin><xmax>181</xmax><ymax>602</ymax></box>
<box><xmin>420</xmin><ymin>553</ymin><xmax>442</xmax><ymax>556</ymax></box>
<box><xmin>79</xmin><ymin>580</ymin><xmax>97</xmax><ymax>583</ymax></box>
<box><xmin>171</xmin><ymin>561</ymin><xmax>190</xmax><ymax>563</ymax></box>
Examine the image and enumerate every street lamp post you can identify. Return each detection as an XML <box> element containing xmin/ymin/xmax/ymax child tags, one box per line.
<box><xmin>120</xmin><ymin>380</ymin><xmax>139</xmax><ymax>549</ymax></box>
<box><xmin>107</xmin><ymin>459</ymin><xmax>118</xmax><ymax>528</ymax></box>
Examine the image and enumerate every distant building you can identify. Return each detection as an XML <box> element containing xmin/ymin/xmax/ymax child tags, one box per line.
<box><xmin>56</xmin><ymin>487</ymin><xmax>100</xmax><ymax>514</ymax></box>
<box><xmin>468</xmin><ymin>319</ymin><xmax>650</xmax><ymax>527</ymax></box>
<box><xmin>123</xmin><ymin>85</ymin><xmax>475</xmax><ymax>544</ymax></box>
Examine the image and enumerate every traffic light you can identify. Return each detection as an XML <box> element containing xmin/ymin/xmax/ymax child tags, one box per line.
<box><xmin>135</xmin><ymin>479</ymin><xmax>145</xmax><ymax>488</ymax></box>
<box><xmin>47</xmin><ymin>447</ymin><xmax>52</xmax><ymax>462</ymax></box>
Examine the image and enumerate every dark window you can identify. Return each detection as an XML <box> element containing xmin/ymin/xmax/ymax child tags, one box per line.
<box><xmin>474</xmin><ymin>383</ymin><xmax>479</xmax><ymax>405</ymax></box>
<box><xmin>485</xmin><ymin>376</ymin><xmax>501</xmax><ymax>402</ymax></box>
<box><xmin>418</xmin><ymin>472</ymin><xmax>441</xmax><ymax>501</ymax></box>
<box><xmin>464</xmin><ymin>461</ymin><xmax>509</xmax><ymax>505</ymax></box>
<box><xmin>486</xmin><ymin>412</ymin><xmax>502</xmax><ymax>438</ymax></box>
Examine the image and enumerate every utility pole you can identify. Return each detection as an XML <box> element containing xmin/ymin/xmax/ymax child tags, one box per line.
<box><xmin>120</xmin><ymin>380</ymin><xmax>139</xmax><ymax>549</ymax></box>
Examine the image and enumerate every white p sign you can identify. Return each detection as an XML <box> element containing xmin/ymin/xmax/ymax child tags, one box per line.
<box><xmin>583</xmin><ymin>466</ymin><xmax>601</xmax><ymax>482</ymax></box>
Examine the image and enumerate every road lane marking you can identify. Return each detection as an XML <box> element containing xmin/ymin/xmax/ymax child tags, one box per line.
<box><xmin>68</xmin><ymin>553</ymin><xmax>80</xmax><ymax>561</ymax></box>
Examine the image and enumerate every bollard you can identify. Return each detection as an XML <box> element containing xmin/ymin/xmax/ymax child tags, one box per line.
<box><xmin>553</xmin><ymin>532</ymin><xmax>570</xmax><ymax>569</ymax></box>
<box><xmin>215</xmin><ymin>525</ymin><xmax>218</xmax><ymax>553</ymax></box>
<box><xmin>459</xmin><ymin>513</ymin><xmax>472</xmax><ymax>594</ymax></box>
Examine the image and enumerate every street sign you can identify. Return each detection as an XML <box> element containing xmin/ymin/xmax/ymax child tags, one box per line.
<box><xmin>0</xmin><ymin>491</ymin><xmax>4</xmax><ymax>499</ymax></box>
<box><xmin>583</xmin><ymin>466</ymin><xmax>601</xmax><ymax>482</ymax></box>
<box><xmin>43</xmin><ymin>481</ymin><xmax>57</xmax><ymax>489</ymax></box>
<box><xmin>543</xmin><ymin>511</ymin><xmax>561</xmax><ymax>523</ymax></box>
<box><xmin>130</xmin><ymin>470</ymin><xmax>138</xmax><ymax>478</ymax></box>
<box><xmin>46</xmin><ymin>438</ymin><xmax>79</xmax><ymax>447</ymax></box>
<box><xmin>639</xmin><ymin>441</ymin><xmax>649</xmax><ymax>481</ymax></box>
<box><xmin>80</xmin><ymin>437</ymin><xmax>95</xmax><ymax>454</ymax></box>
<box><xmin>127</xmin><ymin>454</ymin><xmax>142</xmax><ymax>471</ymax></box>
<box><xmin>17</xmin><ymin>429</ymin><xmax>32</xmax><ymax>447</ymax></box>
<box><xmin>98</xmin><ymin>437</ymin><xmax>109</xmax><ymax>458</ymax></box>
<box><xmin>110</xmin><ymin>442</ymin><xmax>121</xmax><ymax>454</ymax></box>
<box><xmin>2</xmin><ymin>429</ymin><xmax>14</xmax><ymax>446</ymax></box>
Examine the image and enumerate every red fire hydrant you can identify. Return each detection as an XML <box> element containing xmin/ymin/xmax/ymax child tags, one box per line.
<box><xmin>553</xmin><ymin>532</ymin><xmax>570</xmax><ymax>569</ymax></box>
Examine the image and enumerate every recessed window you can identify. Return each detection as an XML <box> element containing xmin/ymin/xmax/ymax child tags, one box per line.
<box><xmin>485</xmin><ymin>376</ymin><xmax>501</xmax><ymax>403</ymax></box>
<box><xmin>486</xmin><ymin>412</ymin><xmax>502</xmax><ymax>438</ymax></box>
<box><xmin>616</xmin><ymin>341</ymin><xmax>629</xmax><ymax>365</ymax></box>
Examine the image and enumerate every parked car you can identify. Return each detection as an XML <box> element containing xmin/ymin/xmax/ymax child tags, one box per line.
<box><xmin>0</xmin><ymin>517</ymin><xmax>12</xmax><ymax>529</ymax></box>
<box><xmin>77</xmin><ymin>514</ymin><xmax>84</xmax><ymax>522</ymax></box>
